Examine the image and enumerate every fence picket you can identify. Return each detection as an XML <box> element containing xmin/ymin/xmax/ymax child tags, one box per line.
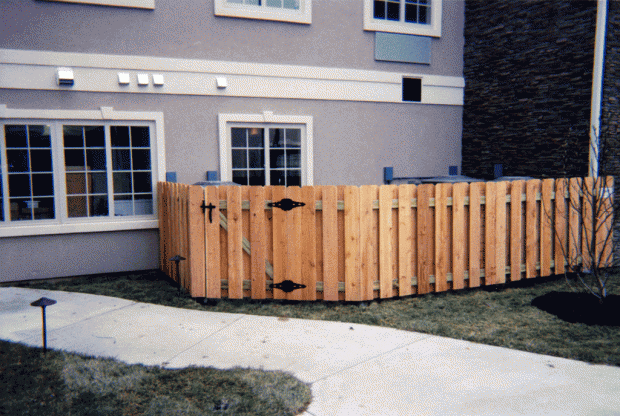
<box><xmin>322</xmin><ymin>186</ymin><xmax>339</xmax><ymax>301</ymax></box>
<box><xmin>417</xmin><ymin>184</ymin><xmax>433</xmax><ymax>294</ymax></box>
<box><xmin>250</xmin><ymin>186</ymin><xmax>266</xmax><ymax>299</ymax></box>
<box><xmin>526</xmin><ymin>180</ymin><xmax>539</xmax><ymax>278</ymax></box>
<box><xmin>435</xmin><ymin>183</ymin><xmax>449</xmax><ymax>292</ymax></box>
<box><xmin>452</xmin><ymin>183</ymin><xmax>466</xmax><ymax>290</ymax></box>
<box><xmin>510</xmin><ymin>180</ymin><xmax>524</xmax><ymax>281</ymax></box>
<box><xmin>601</xmin><ymin>176</ymin><xmax>614</xmax><ymax>267</ymax></box>
<box><xmin>227</xmin><ymin>186</ymin><xmax>243</xmax><ymax>299</ymax></box>
<box><xmin>205</xmin><ymin>186</ymin><xmax>221</xmax><ymax>298</ymax></box>
<box><xmin>495</xmin><ymin>181</ymin><xmax>507</xmax><ymax>284</ymax></box>
<box><xmin>272</xmin><ymin>186</ymin><xmax>287</xmax><ymax>300</ymax></box>
<box><xmin>398</xmin><ymin>184</ymin><xmax>414</xmax><ymax>296</ymax></box>
<box><xmin>360</xmin><ymin>185</ymin><xmax>378</xmax><ymax>300</ymax></box>
<box><xmin>568</xmin><ymin>178</ymin><xmax>582</xmax><ymax>271</ymax></box>
<box><xmin>301</xmin><ymin>186</ymin><xmax>317</xmax><ymax>300</ymax></box>
<box><xmin>554</xmin><ymin>178</ymin><xmax>567</xmax><ymax>275</ymax></box>
<box><xmin>485</xmin><ymin>181</ymin><xmax>497</xmax><ymax>286</ymax></box>
<box><xmin>469</xmin><ymin>182</ymin><xmax>483</xmax><ymax>288</ymax></box>
<box><xmin>188</xmin><ymin>185</ymin><xmax>206</xmax><ymax>297</ymax></box>
<box><xmin>345</xmin><ymin>186</ymin><xmax>361</xmax><ymax>301</ymax></box>
<box><xmin>379</xmin><ymin>185</ymin><xmax>394</xmax><ymax>298</ymax></box>
<box><xmin>541</xmin><ymin>179</ymin><xmax>554</xmax><ymax>276</ymax></box>
<box><xmin>287</xmin><ymin>186</ymin><xmax>303</xmax><ymax>301</ymax></box>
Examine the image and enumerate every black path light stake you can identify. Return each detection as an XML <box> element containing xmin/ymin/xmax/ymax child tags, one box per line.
<box><xmin>30</xmin><ymin>297</ymin><xmax>56</xmax><ymax>353</ymax></box>
<box><xmin>169</xmin><ymin>255</ymin><xmax>186</xmax><ymax>295</ymax></box>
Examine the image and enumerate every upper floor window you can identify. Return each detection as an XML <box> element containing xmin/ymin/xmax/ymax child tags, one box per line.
<box><xmin>0</xmin><ymin>106</ymin><xmax>164</xmax><ymax>237</ymax></box>
<box><xmin>363</xmin><ymin>0</ymin><xmax>442</xmax><ymax>37</ymax></box>
<box><xmin>214</xmin><ymin>0</ymin><xmax>312</xmax><ymax>24</ymax></box>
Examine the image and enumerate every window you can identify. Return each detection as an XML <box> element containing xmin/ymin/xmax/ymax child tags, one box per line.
<box><xmin>0</xmin><ymin>106</ymin><xmax>164</xmax><ymax>237</ymax></box>
<box><xmin>363</xmin><ymin>0</ymin><xmax>442</xmax><ymax>37</ymax></box>
<box><xmin>231</xmin><ymin>127</ymin><xmax>302</xmax><ymax>186</ymax></box>
<box><xmin>214</xmin><ymin>0</ymin><xmax>312</xmax><ymax>24</ymax></box>
<box><xmin>219</xmin><ymin>113</ymin><xmax>313</xmax><ymax>186</ymax></box>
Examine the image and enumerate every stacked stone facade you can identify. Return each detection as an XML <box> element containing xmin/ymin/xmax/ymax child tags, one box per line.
<box><xmin>462</xmin><ymin>0</ymin><xmax>597</xmax><ymax>179</ymax></box>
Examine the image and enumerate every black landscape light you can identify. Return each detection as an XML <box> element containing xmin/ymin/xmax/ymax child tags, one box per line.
<box><xmin>30</xmin><ymin>297</ymin><xmax>57</xmax><ymax>353</ymax></box>
<box><xmin>169</xmin><ymin>255</ymin><xmax>186</xmax><ymax>295</ymax></box>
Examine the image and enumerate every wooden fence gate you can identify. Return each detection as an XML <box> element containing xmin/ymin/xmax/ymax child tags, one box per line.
<box><xmin>158</xmin><ymin>177</ymin><xmax>614</xmax><ymax>301</ymax></box>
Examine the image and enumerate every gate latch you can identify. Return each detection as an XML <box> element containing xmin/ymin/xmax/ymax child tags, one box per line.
<box><xmin>268</xmin><ymin>198</ymin><xmax>305</xmax><ymax>212</ymax></box>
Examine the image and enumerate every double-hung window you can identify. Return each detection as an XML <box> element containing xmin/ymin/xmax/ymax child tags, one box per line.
<box><xmin>214</xmin><ymin>0</ymin><xmax>312</xmax><ymax>24</ymax></box>
<box><xmin>0</xmin><ymin>107</ymin><xmax>164</xmax><ymax>237</ymax></box>
<box><xmin>363</xmin><ymin>0</ymin><xmax>442</xmax><ymax>37</ymax></box>
<box><xmin>219</xmin><ymin>113</ymin><xmax>313</xmax><ymax>186</ymax></box>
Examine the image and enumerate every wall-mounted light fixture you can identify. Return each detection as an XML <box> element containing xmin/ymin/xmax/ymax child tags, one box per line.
<box><xmin>137</xmin><ymin>74</ymin><xmax>149</xmax><ymax>86</ymax></box>
<box><xmin>152</xmin><ymin>74</ymin><xmax>164</xmax><ymax>86</ymax></box>
<box><xmin>216</xmin><ymin>77</ymin><xmax>228</xmax><ymax>89</ymax></box>
<box><xmin>118</xmin><ymin>73</ymin><xmax>130</xmax><ymax>85</ymax></box>
<box><xmin>56</xmin><ymin>67</ymin><xmax>74</xmax><ymax>86</ymax></box>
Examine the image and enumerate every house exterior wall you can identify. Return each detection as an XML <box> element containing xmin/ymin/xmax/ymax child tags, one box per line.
<box><xmin>0</xmin><ymin>0</ymin><xmax>465</xmax><ymax>281</ymax></box>
<box><xmin>1</xmin><ymin>0</ymin><xmax>463</xmax><ymax>77</ymax></box>
<box><xmin>462</xmin><ymin>0</ymin><xmax>596</xmax><ymax>179</ymax></box>
<box><xmin>0</xmin><ymin>230</ymin><xmax>158</xmax><ymax>282</ymax></box>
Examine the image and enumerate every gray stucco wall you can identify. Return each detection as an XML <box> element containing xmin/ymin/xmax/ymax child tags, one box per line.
<box><xmin>0</xmin><ymin>89</ymin><xmax>463</xmax><ymax>186</ymax></box>
<box><xmin>0</xmin><ymin>0</ymin><xmax>464</xmax><ymax>282</ymax></box>
<box><xmin>1</xmin><ymin>0</ymin><xmax>464</xmax><ymax>77</ymax></box>
<box><xmin>0</xmin><ymin>230</ymin><xmax>158</xmax><ymax>282</ymax></box>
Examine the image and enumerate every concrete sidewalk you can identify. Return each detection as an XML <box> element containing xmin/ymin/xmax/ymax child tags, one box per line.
<box><xmin>2</xmin><ymin>286</ymin><xmax>620</xmax><ymax>416</ymax></box>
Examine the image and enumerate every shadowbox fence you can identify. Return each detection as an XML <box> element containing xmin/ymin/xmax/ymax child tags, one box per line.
<box><xmin>158</xmin><ymin>177</ymin><xmax>613</xmax><ymax>301</ymax></box>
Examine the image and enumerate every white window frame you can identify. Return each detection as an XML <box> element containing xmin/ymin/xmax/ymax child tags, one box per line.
<box><xmin>214</xmin><ymin>0</ymin><xmax>312</xmax><ymax>24</ymax></box>
<box><xmin>218</xmin><ymin>112</ymin><xmax>313</xmax><ymax>186</ymax></box>
<box><xmin>0</xmin><ymin>105</ymin><xmax>165</xmax><ymax>237</ymax></box>
<box><xmin>42</xmin><ymin>0</ymin><xmax>154</xmax><ymax>9</ymax></box>
<box><xmin>363</xmin><ymin>0</ymin><xmax>442</xmax><ymax>38</ymax></box>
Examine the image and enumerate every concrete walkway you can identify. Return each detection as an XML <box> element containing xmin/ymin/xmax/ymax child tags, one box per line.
<box><xmin>2</xmin><ymin>286</ymin><xmax>620</xmax><ymax>416</ymax></box>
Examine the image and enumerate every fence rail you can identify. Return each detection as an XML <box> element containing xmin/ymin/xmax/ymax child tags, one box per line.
<box><xmin>158</xmin><ymin>177</ymin><xmax>613</xmax><ymax>301</ymax></box>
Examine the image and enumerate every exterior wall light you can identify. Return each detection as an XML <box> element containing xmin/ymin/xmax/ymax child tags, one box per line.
<box><xmin>216</xmin><ymin>77</ymin><xmax>228</xmax><ymax>89</ymax></box>
<box><xmin>137</xmin><ymin>73</ymin><xmax>150</xmax><ymax>86</ymax></box>
<box><xmin>57</xmin><ymin>67</ymin><xmax>74</xmax><ymax>86</ymax></box>
<box><xmin>152</xmin><ymin>74</ymin><xmax>164</xmax><ymax>86</ymax></box>
<box><xmin>118</xmin><ymin>73</ymin><xmax>130</xmax><ymax>85</ymax></box>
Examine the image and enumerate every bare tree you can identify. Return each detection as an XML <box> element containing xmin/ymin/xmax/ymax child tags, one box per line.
<box><xmin>545</xmin><ymin>129</ymin><xmax>617</xmax><ymax>304</ymax></box>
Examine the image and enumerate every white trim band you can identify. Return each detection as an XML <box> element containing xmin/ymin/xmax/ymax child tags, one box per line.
<box><xmin>0</xmin><ymin>49</ymin><xmax>464</xmax><ymax>105</ymax></box>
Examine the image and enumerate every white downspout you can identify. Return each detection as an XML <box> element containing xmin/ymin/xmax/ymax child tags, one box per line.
<box><xmin>589</xmin><ymin>0</ymin><xmax>608</xmax><ymax>178</ymax></box>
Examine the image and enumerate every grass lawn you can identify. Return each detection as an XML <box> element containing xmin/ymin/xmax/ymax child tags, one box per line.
<box><xmin>3</xmin><ymin>269</ymin><xmax>619</xmax><ymax>415</ymax></box>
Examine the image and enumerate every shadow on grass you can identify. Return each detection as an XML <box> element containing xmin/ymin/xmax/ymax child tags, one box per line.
<box><xmin>0</xmin><ymin>339</ymin><xmax>311</xmax><ymax>416</ymax></box>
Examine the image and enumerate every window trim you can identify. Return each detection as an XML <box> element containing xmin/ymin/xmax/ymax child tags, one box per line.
<box><xmin>363</xmin><ymin>0</ymin><xmax>442</xmax><ymax>38</ymax></box>
<box><xmin>218</xmin><ymin>112</ymin><xmax>313</xmax><ymax>186</ymax></box>
<box><xmin>42</xmin><ymin>0</ymin><xmax>155</xmax><ymax>9</ymax></box>
<box><xmin>0</xmin><ymin>105</ymin><xmax>165</xmax><ymax>237</ymax></box>
<box><xmin>214</xmin><ymin>0</ymin><xmax>312</xmax><ymax>24</ymax></box>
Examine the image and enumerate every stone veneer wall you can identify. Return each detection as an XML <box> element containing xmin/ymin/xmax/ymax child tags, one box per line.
<box><xmin>462</xmin><ymin>0</ymin><xmax>596</xmax><ymax>180</ymax></box>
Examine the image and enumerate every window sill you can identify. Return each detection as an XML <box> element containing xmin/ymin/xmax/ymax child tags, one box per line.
<box><xmin>0</xmin><ymin>218</ymin><xmax>158</xmax><ymax>238</ymax></box>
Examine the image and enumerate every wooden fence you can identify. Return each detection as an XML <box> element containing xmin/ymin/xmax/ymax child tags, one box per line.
<box><xmin>158</xmin><ymin>177</ymin><xmax>614</xmax><ymax>301</ymax></box>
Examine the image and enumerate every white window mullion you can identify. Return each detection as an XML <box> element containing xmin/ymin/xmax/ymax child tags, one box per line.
<box><xmin>105</xmin><ymin>125</ymin><xmax>115</xmax><ymax>217</ymax></box>
<box><xmin>51</xmin><ymin>121</ymin><xmax>67</xmax><ymax>223</ymax></box>
<box><xmin>0</xmin><ymin>125</ymin><xmax>8</xmax><ymax>222</ymax></box>
<box><xmin>264</xmin><ymin>127</ymin><xmax>271</xmax><ymax>186</ymax></box>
